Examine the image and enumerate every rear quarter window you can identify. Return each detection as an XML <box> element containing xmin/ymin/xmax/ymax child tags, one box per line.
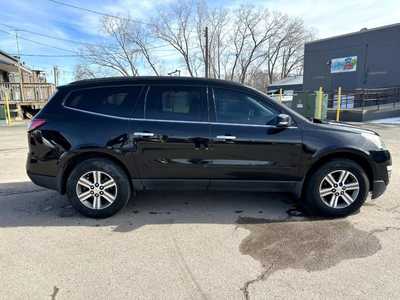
<box><xmin>64</xmin><ymin>85</ymin><xmax>143</xmax><ymax>118</ymax></box>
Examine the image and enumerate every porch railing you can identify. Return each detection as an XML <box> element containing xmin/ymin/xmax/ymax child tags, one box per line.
<box><xmin>0</xmin><ymin>82</ymin><xmax>56</xmax><ymax>104</ymax></box>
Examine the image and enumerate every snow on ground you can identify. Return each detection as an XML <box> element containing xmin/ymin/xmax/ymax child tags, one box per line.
<box><xmin>369</xmin><ymin>117</ymin><xmax>400</xmax><ymax>124</ymax></box>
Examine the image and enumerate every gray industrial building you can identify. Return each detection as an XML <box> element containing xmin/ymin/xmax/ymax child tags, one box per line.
<box><xmin>303</xmin><ymin>23</ymin><xmax>400</xmax><ymax>93</ymax></box>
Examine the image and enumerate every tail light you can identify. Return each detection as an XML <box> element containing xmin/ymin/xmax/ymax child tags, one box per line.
<box><xmin>28</xmin><ymin>118</ymin><xmax>46</xmax><ymax>132</ymax></box>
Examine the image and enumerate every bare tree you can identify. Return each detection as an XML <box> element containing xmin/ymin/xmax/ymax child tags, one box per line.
<box><xmin>79</xmin><ymin>16</ymin><xmax>164</xmax><ymax>77</ymax></box>
<box><xmin>236</xmin><ymin>9</ymin><xmax>283</xmax><ymax>83</ymax></box>
<box><xmin>279</xmin><ymin>18</ymin><xmax>315</xmax><ymax>78</ymax></box>
<box><xmin>127</xmin><ymin>24</ymin><xmax>161</xmax><ymax>76</ymax></box>
<box><xmin>84</xmin><ymin>16</ymin><xmax>141</xmax><ymax>76</ymax></box>
<box><xmin>217</xmin><ymin>7</ymin><xmax>292</xmax><ymax>84</ymax></box>
<box><xmin>74</xmin><ymin>0</ymin><xmax>314</xmax><ymax>90</ymax></box>
<box><xmin>152</xmin><ymin>1</ymin><xmax>201</xmax><ymax>76</ymax></box>
<box><xmin>194</xmin><ymin>1</ymin><xmax>229</xmax><ymax>79</ymax></box>
<box><xmin>74</xmin><ymin>64</ymin><xmax>97</xmax><ymax>80</ymax></box>
<box><xmin>259</xmin><ymin>15</ymin><xmax>314</xmax><ymax>84</ymax></box>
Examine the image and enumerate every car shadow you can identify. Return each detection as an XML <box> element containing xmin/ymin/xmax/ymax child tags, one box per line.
<box><xmin>0</xmin><ymin>181</ymin><xmax>304</xmax><ymax>231</ymax></box>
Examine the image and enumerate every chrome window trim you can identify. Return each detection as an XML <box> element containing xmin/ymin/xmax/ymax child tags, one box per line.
<box><xmin>135</xmin><ymin>118</ymin><xmax>298</xmax><ymax>128</ymax></box>
<box><xmin>62</xmin><ymin>84</ymin><xmax>145</xmax><ymax>120</ymax></box>
<box><xmin>143</xmin><ymin>85</ymin><xmax>150</xmax><ymax>119</ymax></box>
<box><xmin>63</xmin><ymin>105</ymin><xmax>298</xmax><ymax>128</ymax></box>
<box><xmin>63</xmin><ymin>105</ymin><xmax>132</xmax><ymax>120</ymax></box>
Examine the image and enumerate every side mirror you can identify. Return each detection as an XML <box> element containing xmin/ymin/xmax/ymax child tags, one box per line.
<box><xmin>277</xmin><ymin>114</ymin><xmax>292</xmax><ymax>127</ymax></box>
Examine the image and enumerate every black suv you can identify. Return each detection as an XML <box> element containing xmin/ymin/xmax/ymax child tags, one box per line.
<box><xmin>27</xmin><ymin>77</ymin><xmax>391</xmax><ymax>218</ymax></box>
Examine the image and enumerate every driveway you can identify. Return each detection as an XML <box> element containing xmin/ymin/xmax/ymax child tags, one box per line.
<box><xmin>0</xmin><ymin>122</ymin><xmax>399</xmax><ymax>299</ymax></box>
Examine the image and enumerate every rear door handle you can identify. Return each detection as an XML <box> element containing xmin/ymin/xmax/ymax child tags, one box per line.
<box><xmin>216</xmin><ymin>135</ymin><xmax>236</xmax><ymax>140</ymax></box>
<box><xmin>134</xmin><ymin>132</ymin><xmax>155</xmax><ymax>137</ymax></box>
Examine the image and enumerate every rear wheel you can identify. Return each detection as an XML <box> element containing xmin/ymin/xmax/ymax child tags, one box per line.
<box><xmin>304</xmin><ymin>159</ymin><xmax>369</xmax><ymax>217</ymax></box>
<box><xmin>66</xmin><ymin>158</ymin><xmax>131</xmax><ymax>218</ymax></box>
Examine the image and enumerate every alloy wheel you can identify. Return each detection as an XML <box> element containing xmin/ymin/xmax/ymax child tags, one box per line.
<box><xmin>76</xmin><ymin>171</ymin><xmax>118</xmax><ymax>210</ymax></box>
<box><xmin>319</xmin><ymin>170</ymin><xmax>360</xmax><ymax>209</ymax></box>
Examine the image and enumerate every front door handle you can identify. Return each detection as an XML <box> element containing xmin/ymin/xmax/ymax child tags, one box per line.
<box><xmin>216</xmin><ymin>135</ymin><xmax>236</xmax><ymax>140</ymax></box>
<box><xmin>134</xmin><ymin>132</ymin><xmax>155</xmax><ymax>137</ymax></box>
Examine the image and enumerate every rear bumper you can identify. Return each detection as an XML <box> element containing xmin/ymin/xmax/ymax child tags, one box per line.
<box><xmin>27</xmin><ymin>172</ymin><xmax>58</xmax><ymax>191</ymax></box>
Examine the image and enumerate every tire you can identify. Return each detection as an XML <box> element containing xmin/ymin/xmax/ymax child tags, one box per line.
<box><xmin>304</xmin><ymin>159</ymin><xmax>369</xmax><ymax>218</ymax></box>
<box><xmin>66</xmin><ymin>158</ymin><xmax>131</xmax><ymax>218</ymax></box>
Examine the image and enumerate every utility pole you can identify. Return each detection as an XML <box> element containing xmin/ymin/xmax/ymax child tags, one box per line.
<box><xmin>204</xmin><ymin>26</ymin><xmax>209</xmax><ymax>78</ymax></box>
<box><xmin>15</xmin><ymin>32</ymin><xmax>25</xmax><ymax>102</ymax></box>
<box><xmin>15</xmin><ymin>31</ymin><xmax>25</xmax><ymax>120</ymax></box>
<box><xmin>53</xmin><ymin>66</ymin><xmax>59</xmax><ymax>86</ymax></box>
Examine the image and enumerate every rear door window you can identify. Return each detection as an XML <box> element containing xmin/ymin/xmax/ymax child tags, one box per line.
<box><xmin>145</xmin><ymin>85</ymin><xmax>207</xmax><ymax>122</ymax></box>
<box><xmin>65</xmin><ymin>85</ymin><xmax>143</xmax><ymax>118</ymax></box>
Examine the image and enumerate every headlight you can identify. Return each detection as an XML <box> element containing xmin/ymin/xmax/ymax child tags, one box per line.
<box><xmin>361</xmin><ymin>133</ymin><xmax>385</xmax><ymax>149</ymax></box>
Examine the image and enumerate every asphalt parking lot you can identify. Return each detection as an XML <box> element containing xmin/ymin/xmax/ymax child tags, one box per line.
<box><xmin>1</xmin><ymin>122</ymin><xmax>399</xmax><ymax>299</ymax></box>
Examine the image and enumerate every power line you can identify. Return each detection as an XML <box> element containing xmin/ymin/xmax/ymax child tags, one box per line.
<box><xmin>47</xmin><ymin>0</ymin><xmax>153</xmax><ymax>26</ymax></box>
<box><xmin>47</xmin><ymin>0</ymin><xmax>182</xmax><ymax>32</ymax></box>
<box><xmin>10</xmin><ymin>54</ymin><xmax>96</xmax><ymax>57</ymax></box>
<box><xmin>13</xmin><ymin>29</ymin><xmax>113</xmax><ymax>48</ymax></box>
<box><xmin>0</xmin><ymin>27</ymin><xmax>80</xmax><ymax>54</ymax></box>
<box><xmin>13</xmin><ymin>52</ymin><xmax>180</xmax><ymax>58</ymax></box>
<box><xmin>0</xmin><ymin>22</ymin><xmax>101</xmax><ymax>47</ymax></box>
<box><xmin>0</xmin><ymin>24</ymin><xmax>192</xmax><ymax>68</ymax></box>
<box><xmin>0</xmin><ymin>22</ymin><xmax>173</xmax><ymax>51</ymax></box>
<box><xmin>0</xmin><ymin>27</ymin><xmax>180</xmax><ymax>59</ymax></box>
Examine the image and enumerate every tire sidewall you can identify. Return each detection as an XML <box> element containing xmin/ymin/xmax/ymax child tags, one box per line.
<box><xmin>306</xmin><ymin>160</ymin><xmax>369</xmax><ymax>217</ymax></box>
<box><xmin>67</xmin><ymin>158</ymin><xmax>131</xmax><ymax>218</ymax></box>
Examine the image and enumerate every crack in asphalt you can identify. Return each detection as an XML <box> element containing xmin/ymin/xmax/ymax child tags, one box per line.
<box><xmin>369</xmin><ymin>226</ymin><xmax>400</xmax><ymax>235</ymax></box>
<box><xmin>50</xmin><ymin>286</ymin><xmax>59</xmax><ymax>300</ymax></box>
<box><xmin>241</xmin><ymin>263</ymin><xmax>274</xmax><ymax>300</ymax></box>
<box><xmin>170</xmin><ymin>234</ymin><xmax>208</xmax><ymax>300</ymax></box>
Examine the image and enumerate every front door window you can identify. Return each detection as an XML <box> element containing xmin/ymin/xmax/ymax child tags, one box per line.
<box><xmin>213</xmin><ymin>88</ymin><xmax>277</xmax><ymax>125</ymax></box>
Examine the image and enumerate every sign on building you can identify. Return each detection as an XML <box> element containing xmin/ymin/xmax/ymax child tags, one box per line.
<box><xmin>331</xmin><ymin>56</ymin><xmax>357</xmax><ymax>73</ymax></box>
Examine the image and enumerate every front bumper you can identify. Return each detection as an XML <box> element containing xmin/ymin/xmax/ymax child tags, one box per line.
<box><xmin>27</xmin><ymin>172</ymin><xmax>58</xmax><ymax>191</ymax></box>
<box><xmin>370</xmin><ymin>150</ymin><xmax>391</xmax><ymax>199</ymax></box>
<box><xmin>371</xmin><ymin>180</ymin><xmax>387</xmax><ymax>199</ymax></box>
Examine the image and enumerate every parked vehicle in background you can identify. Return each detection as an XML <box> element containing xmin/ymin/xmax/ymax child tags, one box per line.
<box><xmin>26</xmin><ymin>77</ymin><xmax>391</xmax><ymax>218</ymax></box>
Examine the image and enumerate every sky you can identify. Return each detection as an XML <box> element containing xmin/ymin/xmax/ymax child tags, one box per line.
<box><xmin>0</xmin><ymin>0</ymin><xmax>399</xmax><ymax>85</ymax></box>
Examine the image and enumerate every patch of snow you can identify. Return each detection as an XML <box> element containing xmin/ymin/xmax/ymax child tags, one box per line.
<box><xmin>369</xmin><ymin>117</ymin><xmax>400</xmax><ymax>124</ymax></box>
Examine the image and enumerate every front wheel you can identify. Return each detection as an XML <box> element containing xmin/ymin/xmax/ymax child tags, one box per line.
<box><xmin>304</xmin><ymin>159</ymin><xmax>369</xmax><ymax>217</ymax></box>
<box><xmin>66</xmin><ymin>158</ymin><xmax>131</xmax><ymax>218</ymax></box>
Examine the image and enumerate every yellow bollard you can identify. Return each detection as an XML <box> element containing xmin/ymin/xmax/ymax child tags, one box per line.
<box><xmin>315</xmin><ymin>87</ymin><xmax>323</xmax><ymax>119</ymax></box>
<box><xmin>3</xmin><ymin>102</ymin><xmax>8</xmax><ymax>125</ymax></box>
<box><xmin>336</xmin><ymin>87</ymin><xmax>342</xmax><ymax>122</ymax></box>
<box><xmin>279</xmin><ymin>88</ymin><xmax>283</xmax><ymax>103</ymax></box>
<box><xmin>5</xmin><ymin>92</ymin><xmax>12</xmax><ymax>125</ymax></box>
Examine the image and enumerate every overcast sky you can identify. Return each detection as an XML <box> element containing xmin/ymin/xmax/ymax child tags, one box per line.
<box><xmin>0</xmin><ymin>0</ymin><xmax>399</xmax><ymax>84</ymax></box>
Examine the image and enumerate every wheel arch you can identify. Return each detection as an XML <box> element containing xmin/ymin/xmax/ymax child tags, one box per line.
<box><xmin>301</xmin><ymin>150</ymin><xmax>374</xmax><ymax>198</ymax></box>
<box><xmin>58</xmin><ymin>151</ymin><xmax>133</xmax><ymax>194</ymax></box>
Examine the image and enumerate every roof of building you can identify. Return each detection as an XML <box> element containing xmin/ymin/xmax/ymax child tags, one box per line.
<box><xmin>306</xmin><ymin>22</ymin><xmax>400</xmax><ymax>45</ymax></box>
<box><xmin>0</xmin><ymin>49</ymin><xmax>32</xmax><ymax>74</ymax></box>
<box><xmin>268</xmin><ymin>76</ymin><xmax>303</xmax><ymax>88</ymax></box>
<box><xmin>0</xmin><ymin>50</ymin><xmax>18</xmax><ymax>62</ymax></box>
